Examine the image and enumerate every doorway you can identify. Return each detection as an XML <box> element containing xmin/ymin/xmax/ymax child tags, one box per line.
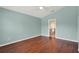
<box><xmin>48</xmin><ymin>19</ymin><xmax>57</xmax><ymax>52</ymax></box>
<box><xmin>48</xmin><ymin>19</ymin><xmax>56</xmax><ymax>38</ymax></box>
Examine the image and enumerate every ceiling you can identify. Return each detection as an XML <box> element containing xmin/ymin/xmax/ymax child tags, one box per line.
<box><xmin>1</xmin><ymin>6</ymin><xmax>64</xmax><ymax>18</ymax></box>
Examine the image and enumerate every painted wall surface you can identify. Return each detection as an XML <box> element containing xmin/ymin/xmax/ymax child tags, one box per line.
<box><xmin>77</xmin><ymin>16</ymin><xmax>79</xmax><ymax>50</ymax></box>
<box><xmin>0</xmin><ymin>7</ymin><xmax>78</xmax><ymax>45</ymax></box>
<box><xmin>77</xmin><ymin>7</ymin><xmax>79</xmax><ymax>50</ymax></box>
<box><xmin>41</xmin><ymin>6</ymin><xmax>77</xmax><ymax>41</ymax></box>
<box><xmin>0</xmin><ymin>8</ymin><xmax>41</xmax><ymax>45</ymax></box>
<box><xmin>77</xmin><ymin>16</ymin><xmax>79</xmax><ymax>40</ymax></box>
<box><xmin>77</xmin><ymin>7</ymin><xmax>79</xmax><ymax>41</ymax></box>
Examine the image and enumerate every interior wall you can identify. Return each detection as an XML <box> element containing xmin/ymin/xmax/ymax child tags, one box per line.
<box><xmin>77</xmin><ymin>16</ymin><xmax>79</xmax><ymax>41</ymax></box>
<box><xmin>41</xmin><ymin>6</ymin><xmax>77</xmax><ymax>41</ymax></box>
<box><xmin>0</xmin><ymin>6</ymin><xmax>78</xmax><ymax>45</ymax></box>
<box><xmin>0</xmin><ymin>8</ymin><xmax>41</xmax><ymax>45</ymax></box>
<box><xmin>77</xmin><ymin>7</ymin><xmax>79</xmax><ymax>41</ymax></box>
<box><xmin>77</xmin><ymin>7</ymin><xmax>79</xmax><ymax>50</ymax></box>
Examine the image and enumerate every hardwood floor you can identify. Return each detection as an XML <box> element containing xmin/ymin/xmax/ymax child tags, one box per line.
<box><xmin>0</xmin><ymin>36</ymin><xmax>78</xmax><ymax>53</ymax></box>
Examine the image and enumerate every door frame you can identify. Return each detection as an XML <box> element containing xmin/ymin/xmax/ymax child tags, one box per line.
<box><xmin>48</xmin><ymin>18</ymin><xmax>56</xmax><ymax>37</ymax></box>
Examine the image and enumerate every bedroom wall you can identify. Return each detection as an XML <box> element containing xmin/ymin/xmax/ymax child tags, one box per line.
<box><xmin>77</xmin><ymin>16</ymin><xmax>79</xmax><ymax>41</ymax></box>
<box><xmin>0</xmin><ymin>6</ymin><xmax>78</xmax><ymax>46</ymax></box>
<box><xmin>41</xmin><ymin>6</ymin><xmax>77</xmax><ymax>41</ymax></box>
<box><xmin>77</xmin><ymin>7</ymin><xmax>79</xmax><ymax>41</ymax></box>
<box><xmin>0</xmin><ymin>7</ymin><xmax>41</xmax><ymax>45</ymax></box>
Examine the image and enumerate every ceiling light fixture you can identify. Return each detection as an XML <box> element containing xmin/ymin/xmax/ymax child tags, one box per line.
<box><xmin>39</xmin><ymin>7</ymin><xmax>44</xmax><ymax>10</ymax></box>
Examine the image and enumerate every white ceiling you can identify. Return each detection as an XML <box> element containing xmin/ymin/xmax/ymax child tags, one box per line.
<box><xmin>1</xmin><ymin>6</ymin><xmax>64</xmax><ymax>18</ymax></box>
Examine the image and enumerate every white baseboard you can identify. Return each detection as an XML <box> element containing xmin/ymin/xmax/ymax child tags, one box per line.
<box><xmin>0</xmin><ymin>35</ymin><xmax>40</xmax><ymax>47</ymax></box>
<box><xmin>0</xmin><ymin>35</ymin><xmax>79</xmax><ymax>51</ymax></box>
<box><xmin>56</xmin><ymin>37</ymin><xmax>79</xmax><ymax>42</ymax></box>
<box><xmin>42</xmin><ymin>35</ymin><xmax>78</xmax><ymax>42</ymax></box>
<box><xmin>43</xmin><ymin>35</ymin><xmax>79</xmax><ymax>52</ymax></box>
<box><xmin>57</xmin><ymin>37</ymin><xmax>79</xmax><ymax>52</ymax></box>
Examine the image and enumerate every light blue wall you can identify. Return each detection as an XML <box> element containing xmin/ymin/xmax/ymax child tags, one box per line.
<box><xmin>77</xmin><ymin>16</ymin><xmax>79</xmax><ymax>41</ymax></box>
<box><xmin>0</xmin><ymin>7</ymin><xmax>78</xmax><ymax>45</ymax></box>
<box><xmin>77</xmin><ymin>7</ymin><xmax>79</xmax><ymax>41</ymax></box>
<box><xmin>41</xmin><ymin>6</ymin><xmax>77</xmax><ymax>41</ymax></box>
<box><xmin>0</xmin><ymin>8</ymin><xmax>41</xmax><ymax>45</ymax></box>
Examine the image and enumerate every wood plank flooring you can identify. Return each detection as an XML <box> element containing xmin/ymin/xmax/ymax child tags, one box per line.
<box><xmin>0</xmin><ymin>36</ymin><xmax>78</xmax><ymax>53</ymax></box>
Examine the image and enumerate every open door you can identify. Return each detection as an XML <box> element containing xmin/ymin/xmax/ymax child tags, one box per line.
<box><xmin>48</xmin><ymin>19</ymin><xmax>56</xmax><ymax>39</ymax></box>
<box><xmin>48</xmin><ymin>19</ymin><xmax>57</xmax><ymax>52</ymax></box>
